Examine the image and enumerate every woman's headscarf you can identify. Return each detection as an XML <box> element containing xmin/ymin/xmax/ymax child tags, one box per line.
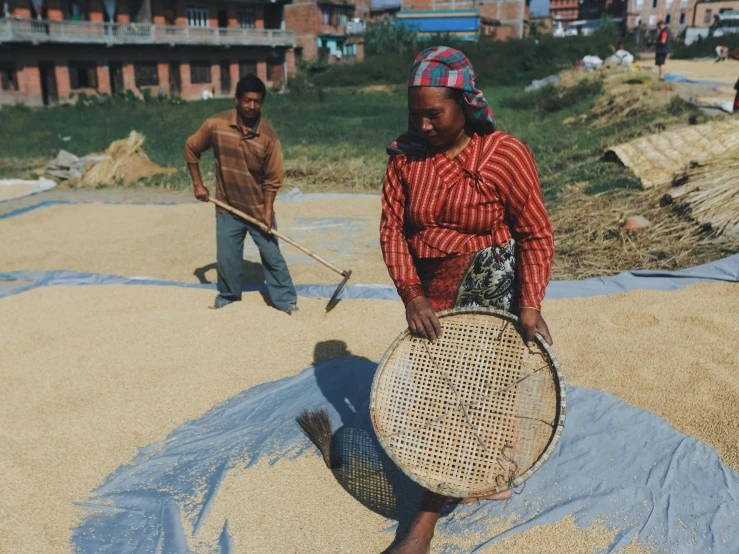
<box><xmin>387</xmin><ymin>46</ymin><xmax>496</xmax><ymax>157</ymax></box>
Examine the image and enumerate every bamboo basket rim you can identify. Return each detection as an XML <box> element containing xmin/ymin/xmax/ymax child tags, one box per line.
<box><xmin>370</xmin><ymin>306</ymin><xmax>566</xmax><ymax>499</ymax></box>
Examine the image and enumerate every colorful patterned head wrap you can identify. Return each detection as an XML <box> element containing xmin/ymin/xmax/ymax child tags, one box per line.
<box><xmin>387</xmin><ymin>46</ymin><xmax>496</xmax><ymax>156</ymax></box>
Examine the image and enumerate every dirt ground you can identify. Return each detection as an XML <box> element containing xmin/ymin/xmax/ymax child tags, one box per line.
<box><xmin>666</xmin><ymin>58</ymin><xmax>738</xmax><ymax>109</ymax></box>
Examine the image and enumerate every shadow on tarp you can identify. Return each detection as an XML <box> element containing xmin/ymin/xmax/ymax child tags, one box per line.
<box><xmin>71</xmin><ymin>343</ymin><xmax>739</xmax><ymax>554</ymax></box>
<box><xmin>2</xmin><ymin>254</ymin><xmax>738</xmax><ymax>303</ymax></box>
<box><xmin>71</xmin><ymin>344</ymin><xmax>429</xmax><ymax>554</ymax></box>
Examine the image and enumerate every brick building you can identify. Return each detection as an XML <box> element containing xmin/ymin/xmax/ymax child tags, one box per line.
<box><xmin>626</xmin><ymin>0</ymin><xmax>695</xmax><ymax>33</ymax></box>
<box><xmin>550</xmin><ymin>0</ymin><xmax>579</xmax><ymax>24</ymax></box>
<box><xmin>692</xmin><ymin>0</ymin><xmax>739</xmax><ymax>26</ymax></box>
<box><xmin>285</xmin><ymin>0</ymin><xmax>367</xmax><ymax>63</ymax></box>
<box><xmin>578</xmin><ymin>0</ymin><xmax>627</xmax><ymax>21</ymax></box>
<box><xmin>0</xmin><ymin>0</ymin><xmax>296</xmax><ymax>106</ymax></box>
<box><xmin>387</xmin><ymin>0</ymin><xmax>526</xmax><ymax>39</ymax></box>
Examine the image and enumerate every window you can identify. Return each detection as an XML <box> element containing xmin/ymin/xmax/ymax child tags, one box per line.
<box><xmin>652</xmin><ymin>0</ymin><xmax>658</xmax><ymax>8</ymax></box>
<box><xmin>321</xmin><ymin>7</ymin><xmax>330</xmax><ymax>25</ymax></box>
<box><xmin>636</xmin><ymin>0</ymin><xmax>644</xmax><ymax>10</ymax></box>
<box><xmin>665</xmin><ymin>0</ymin><xmax>672</xmax><ymax>8</ymax></box>
<box><xmin>239</xmin><ymin>60</ymin><xmax>257</xmax><ymax>78</ymax></box>
<box><xmin>338</xmin><ymin>11</ymin><xmax>347</xmax><ymax>27</ymax></box>
<box><xmin>66</xmin><ymin>0</ymin><xmax>87</xmax><ymax>21</ymax></box>
<box><xmin>704</xmin><ymin>9</ymin><xmax>712</xmax><ymax>24</ymax></box>
<box><xmin>648</xmin><ymin>14</ymin><xmax>657</xmax><ymax>25</ymax></box>
<box><xmin>665</xmin><ymin>13</ymin><xmax>671</xmax><ymax>23</ymax></box>
<box><xmin>679</xmin><ymin>12</ymin><xmax>686</xmax><ymax>24</ymax></box>
<box><xmin>135</xmin><ymin>62</ymin><xmax>159</xmax><ymax>87</ymax></box>
<box><xmin>190</xmin><ymin>61</ymin><xmax>211</xmax><ymax>84</ymax></box>
<box><xmin>636</xmin><ymin>15</ymin><xmax>642</xmax><ymax>26</ymax></box>
<box><xmin>187</xmin><ymin>6</ymin><xmax>209</xmax><ymax>28</ymax></box>
<box><xmin>69</xmin><ymin>61</ymin><xmax>97</xmax><ymax>89</ymax></box>
<box><xmin>680</xmin><ymin>0</ymin><xmax>688</xmax><ymax>7</ymax></box>
<box><xmin>0</xmin><ymin>62</ymin><xmax>18</xmax><ymax>91</ymax></box>
<box><xmin>236</xmin><ymin>8</ymin><xmax>255</xmax><ymax>29</ymax></box>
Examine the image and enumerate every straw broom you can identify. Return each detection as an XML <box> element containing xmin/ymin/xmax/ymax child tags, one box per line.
<box><xmin>296</xmin><ymin>408</ymin><xmax>336</xmax><ymax>469</ymax></box>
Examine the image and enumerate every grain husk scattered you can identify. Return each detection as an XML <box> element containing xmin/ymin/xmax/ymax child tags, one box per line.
<box><xmin>549</xmin><ymin>182</ymin><xmax>739</xmax><ymax>280</ymax></box>
<box><xmin>0</xmin><ymin>287</ymin><xmax>404</xmax><ymax>553</ymax></box>
<box><xmin>1</xmin><ymin>282</ymin><xmax>736</xmax><ymax>552</ymax></box>
<box><xmin>0</xmin><ymin>199</ymin><xmax>390</xmax><ymax>286</ymax></box>
<box><xmin>0</xmin><ymin>183</ymin><xmax>37</xmax><ymax>200</ymax></box>
<box><xmin>480</xmin><ymin>514</ymin><xmax>652</xmax><ymax>554</ymax></box>
<box><xmin>546</xmin><ymin>281</ymin><xmax>739</xmax><ymax>469</ymax></box>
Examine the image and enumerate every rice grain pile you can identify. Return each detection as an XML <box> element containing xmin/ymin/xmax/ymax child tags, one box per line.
<box><xmin>0</xmin><ymin>286</ymin><xmax>403</xmax><ymax>553</ymax></box>
<box><xmin>1</xmin><ymin>281</ymin><xmax>736</xmax><ymax>552</ymax></box>
<box><xmin>0</xmin><ymin>183</ymin><xmax>36</xmax><ymax>200</ymax></box>
<box><xmin>0</xmin><ymin>198</ymin><xmax>390</xmax><ymax>286</ymax></box>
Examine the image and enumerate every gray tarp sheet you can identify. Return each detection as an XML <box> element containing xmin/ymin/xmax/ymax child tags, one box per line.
<box><xmin>2</xmin><ymin>199</ymin><xmax>738</xmax><ymax>552</ymax></box>
<box><xmin>1</xmin><ymin>253</ymin><xmax>737</xmax><ymax>301</ymax></box>
<box><xmin>71</xmin><ymin>358</ymin><xmax>739</xmax><ymax>553</ymax></box>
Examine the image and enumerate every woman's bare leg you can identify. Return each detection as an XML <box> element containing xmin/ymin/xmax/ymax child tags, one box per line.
<box><xmin>389</xmin><ymin>489</ymin><xmax>513</xmax><ymax>553</ymax></box>
<box><xmin>389</xmin><ymin>491</ymin><xmax>449</xmax><ymax>554</ymax></box>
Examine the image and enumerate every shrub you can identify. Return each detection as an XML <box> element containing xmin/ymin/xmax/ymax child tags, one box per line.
<box><xmin>314</xmin><ymin>33</ymin><xmax>624</xmax><ymax>89</ymax></box>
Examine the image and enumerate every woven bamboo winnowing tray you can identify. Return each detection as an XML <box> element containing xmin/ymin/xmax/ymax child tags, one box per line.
<box><xmin>370</xmin><ymin>307</ymin><xmax>565</xmax><ymax>499</ymax></box>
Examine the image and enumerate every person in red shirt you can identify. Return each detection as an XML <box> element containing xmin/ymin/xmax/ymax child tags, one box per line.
<box><xmin>380</xmin><ymin>46</ymin><xmax>554</xmax><ymax>554</ymax></box>
<box><xmin>655</xmin><ymin>20</ymin><xmax>672</xmax><ymax>81</ymax></box>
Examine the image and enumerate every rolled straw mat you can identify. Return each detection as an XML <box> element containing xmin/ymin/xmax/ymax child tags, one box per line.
<box><xmin>370</xmin><ymin>308</ymin><xmax>565</xmax><ymax>499</ymax></box>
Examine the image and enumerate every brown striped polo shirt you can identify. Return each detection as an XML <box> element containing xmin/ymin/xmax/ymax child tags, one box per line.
<box><xmin>184</xmin><ymin>109</ymin><xmax>283</xmax><ymax>219</ymax></box>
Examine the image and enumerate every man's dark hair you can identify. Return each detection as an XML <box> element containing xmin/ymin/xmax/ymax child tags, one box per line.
<box><xmin>235</xmin><ymin>74</ymin><xmax>266</xmax><ymax>99</ymax></box>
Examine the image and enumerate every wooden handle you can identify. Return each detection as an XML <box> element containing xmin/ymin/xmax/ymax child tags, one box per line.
<box><xmin>208</xmin><ymin>198</ymin><xmax>345</xmax><ymax>276</ymax></box>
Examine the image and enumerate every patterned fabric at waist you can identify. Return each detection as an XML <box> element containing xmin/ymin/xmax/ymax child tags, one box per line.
<box><xmin>415</xmin><ymin>239</ymin><xmax>517</xmax><ymax>313</ymax></box>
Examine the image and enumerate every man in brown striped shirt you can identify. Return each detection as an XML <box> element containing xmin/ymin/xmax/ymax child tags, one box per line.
<box><xmin>185</xmin><ymin>74</ymin><xmax>297</xmax><ymax>312</ymax></box>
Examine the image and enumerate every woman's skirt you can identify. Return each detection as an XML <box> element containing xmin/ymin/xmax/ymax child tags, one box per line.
<box><xmin>415</xmin><ymin>239</ymin><xmax>517</xmax><ymax>313</ymax></box>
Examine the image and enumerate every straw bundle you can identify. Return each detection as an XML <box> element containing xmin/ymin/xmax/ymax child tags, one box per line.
<box><xmin>607</xmin><ymin>118</ymin><xmax>739</xmax><ymax>189</ymax></box>
<box><xmin>81</xmin><ymin>131</ymin><xmax>175</xmax><ymax>187</ymax></box>
<box><xmin>662</xmin><ymin>150</ymin><xmax>739</xmax><ymax>237</ymax></box>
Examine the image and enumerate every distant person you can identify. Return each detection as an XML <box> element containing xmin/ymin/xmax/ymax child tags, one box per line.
<box><xmin>655</xmin><ymin>20</ymin><xmax>672</xmax><ymax>81</ymax></box>
<box><xmin>185</xmin><ymin>74</ymin><xmax>298</xmax><ymax>313</ymax></box>
<box><xmin>715</xmin><ymin>45</ymin><xmax>729</xmax><ymax>62</ymax></box>
<box><xmin>615</xmin><ymin>43</ymin><xmax>635</xmax><ymax>65</ymax></box>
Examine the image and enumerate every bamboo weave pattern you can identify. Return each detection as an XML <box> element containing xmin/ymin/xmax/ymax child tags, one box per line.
<box><xmin>370</xmin><ymin>308</ymin><xmax>565</xmax><ymax>498</ymax></box>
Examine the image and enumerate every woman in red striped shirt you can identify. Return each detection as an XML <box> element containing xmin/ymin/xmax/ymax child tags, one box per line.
<box><xmin>382</xmin><ymin>47</ymin><xmax>555</xmax><ymax>554</ymax></box>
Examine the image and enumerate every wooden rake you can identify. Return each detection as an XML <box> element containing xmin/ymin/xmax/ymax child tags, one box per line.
<box><xmin>209</xmin><ymin>198</ymin><xmax>352</xmax><ymax>312</ymax></box>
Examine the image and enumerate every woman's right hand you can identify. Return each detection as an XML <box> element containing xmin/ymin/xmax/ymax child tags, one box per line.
<box><xmin>406</xmin><ymin>296</ymin><xmax>442</xmax><ymax>343</ymax></box>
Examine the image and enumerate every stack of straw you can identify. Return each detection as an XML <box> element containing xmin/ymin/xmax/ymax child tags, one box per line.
<box><xmin>663</xmin><ymin>150</ymin><xmax>739</xmax><ymax>237</ymax></box>
<box><xmin>81</xmin><ymin>131</ymin><xmax>175</xmax><ymax>187</ymax></box>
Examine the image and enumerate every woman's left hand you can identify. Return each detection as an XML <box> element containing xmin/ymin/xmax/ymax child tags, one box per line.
<box><xmin>519</xmin><ymin>308</ymin><xmax>553</xmax><ymax>348</ymax></box>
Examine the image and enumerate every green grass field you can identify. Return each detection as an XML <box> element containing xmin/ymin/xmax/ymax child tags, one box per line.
<box><xmin>0</xmin><ymin>77</ymin><xmax>696</xmax><ymax>202</ymax></box>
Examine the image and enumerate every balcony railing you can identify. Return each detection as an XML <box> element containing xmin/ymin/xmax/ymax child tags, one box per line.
<box><xmin>346</xmin><ymin>19</ymin><xmax>366</xmax><ymax>35</ymax></box>
<box><xmin>0</xmin><ymin>18</ymin><xmax>295</xmax><ymax>46</ymax></box>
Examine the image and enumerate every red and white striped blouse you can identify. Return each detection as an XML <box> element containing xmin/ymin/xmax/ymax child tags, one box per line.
<box><xmin>380</xmin><ymin>131</ymin><xmax>554</xmax><ymax>310</ymax></box>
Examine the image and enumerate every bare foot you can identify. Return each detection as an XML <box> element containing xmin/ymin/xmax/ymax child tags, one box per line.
<box><xmin>388</xmin><ymin>532</ymin><xmax>432</xmax><ymax>554</ymax></box>
<box><xmin>458</xmin><ymin>489</ymin><xmax>513</xmax><ymax>504</ymax></box>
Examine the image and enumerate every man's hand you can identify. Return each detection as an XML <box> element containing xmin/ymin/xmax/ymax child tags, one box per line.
<box><xmin>519</xmin><ymin>307</ymin><xmax>553</xmax><ymax>348</ymax></box>
<box><xmin>193</xmin><ymin>183</ymin><xmax>209</xmax><ymax>202</ymax></box>
<box><xmin>263</xmin><ymin>205</ymin><xmax>274</xmax><ymax>234</ymax></box>
<box><xmin>406</xmin><ymin>296</ymin><xmax>442</xmax><ymax>342</ymax></box>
